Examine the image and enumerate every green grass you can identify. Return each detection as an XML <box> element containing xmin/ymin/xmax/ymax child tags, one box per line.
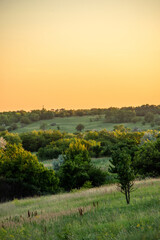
<box><xmin>42</xmin><ymin>157</ymin><xmax>111</xmax><ymax>170</ymax></box>
<box><xmin>12</xmin><ymin>115</ymin><xmax>155</xmax><ymax>133</ymax></box>
<box><xmin>0</xmin><ymin>179</ymin><xmax>160</xmax><ymax>240</ymax></box>
<box><xmin>42</xmin><ymin>159</ymin><xmax>53</xmax><ymax>169</ymax></box>
<box><xmin>91</xmin><ymin>157</ymin><xmax>111</xmax><ymax>171</ymax></box>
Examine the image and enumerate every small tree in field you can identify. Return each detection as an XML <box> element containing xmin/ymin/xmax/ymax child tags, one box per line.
<box><xmin>109</xmin><ymin>149</ymin><xmax>136</xmax><ymax>204</ymax></box>
<box><xmin>40</xmin><ymin>122</ymin><xmax>47</xmax><ymax>130</ymax></box>
<box><xmin>76</xmin><ymin>124</ymin><xmax>85</xmax><ymax>132</ymax></box>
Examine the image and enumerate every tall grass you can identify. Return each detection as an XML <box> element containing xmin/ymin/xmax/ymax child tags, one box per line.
<box><xmin>0</xmin><ymin>179</ymin><xmax>160</xmax><ymax>240</ymax></box>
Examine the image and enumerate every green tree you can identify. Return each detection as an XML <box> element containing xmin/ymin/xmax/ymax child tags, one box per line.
<box><xmin>20</xmin><ymin>116</ymin><xmax>31</xmax><ymax>124</ymax></box>
<box><xmin>0</xmin><ymin>143</ymin><xmax>59</xmax><ymax>198</ymax></box>
<box><xmin>29</xmin><ymin>113</ymin><xmax>40</xmax><ymax>122</ymax></box>
<box><xmin>134</xmin><ymin>139</ymin><xmax>160</xmax><ymax>176</ymax></box>
<box><xmin>3</xmin><ymin>132</ymin><xmax>22</xmax><ymax>145</ymax></box>
<box><xmin>109</xmin><ymin>149</ymin><xmax>136</xmax><ymax>204</ymax></box>
<box><xmin>40</xmin><ymin>122</ymin><xmax>47</xmax><ymax>130</ymax></box>
<box><xmin>76</xmin><ymin>124</ymin><xmax>85</xmax><ymax>132</ymax></box>
<box><xmin>59</xmin><ymin>139</ymin><xmax>105</xmax><ymax>190</ymax></box>
<box><xmin>144</xmin><ymin>112</ymin><xmax>154</xmax><ymax>123</ymax></box>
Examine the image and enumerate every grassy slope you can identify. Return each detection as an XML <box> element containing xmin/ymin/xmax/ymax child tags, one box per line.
<box><xmin>12</xmin><ymin>115</ymin><xmax>154</xmax><ymax>133</ymax></box>
<box><xmin>0</xmin><ymin>179</ymin><xmax>160</xmax><ymax>240</ymax></box>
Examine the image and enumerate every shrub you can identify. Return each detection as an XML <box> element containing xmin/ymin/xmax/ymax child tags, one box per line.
<box><xmin>59</xmin><ymin>140</ymin><xmax>106</xmax><ymax>190</ymax></box>
<box><xmin>37</xmin><ymin>146</ymin><xmax>61</xmax><ymax>160</ymax></box>
<box><xmin>88</xmin><ymin>167</ymin><xmax>106</xmax><ymax>187</ymax></box>
<box><xmin>134</xmin><ymin>139</ymin><xmax>160</xmax><ymax>177</ymax></box>
<box><xmin>0</xmin><ymin>143</ymin><xmax>59</xmax><ymax>201</ymax></box>
<box><xmin>76</xmin><ymin>124</ymin><xmax>85</xmax><ymax>132</ymax></box>
<box><xmin>3</xmin><ymin>132</ymin><xmax>22</xmax><ymax>145</ymax></box>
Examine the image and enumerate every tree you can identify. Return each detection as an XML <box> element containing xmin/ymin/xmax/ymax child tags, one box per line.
<box><xmin>113</xmin><ymin>125</ymin><xmax>131</xmax><ymax>132</ymax></box>
<box><xmin>40</xmin><ymin>122</ymin><xmax>47</xmax><ymax>130</ymax></box>
<box><xmin>144</xmin><ymin>112</ymin><xmax>154</xmax><ymax>123</ymax></box>
<box><xmin>29</xmin><ymin>113</ymin><xmax>40</xmax><ymax>122</ymax></box>
<box><xmin>134</xmin><ymin>139</ymin><xmax>160</xmax><ymax>177</ymax></box>
<box><xmin>0</xmin><ymin>143</ymin><xmax>59</xmax><ymax>201</ymax></box>
<box><xmin>109</xmin><ymin>149</ymin><xmax>136</xmax><ymax>204</ymax></box>
<box><xmin>76</xmin><ymin>124</ymin><xmax>85</xmax><ymax>132</ymax></box>
<box><xmin>3</xmin><ymin>132</ymin><xmax>22</xmax><ymax>145</ymax></box>
<box><xmin>20</xmin><ymin>116</ymin><xmax>31</xmax><ymax>124</ymax></box>
<box><xmin>59</xmin><ymin>139</ymin><xmax>105</xmax><ymax>190</ymax></box>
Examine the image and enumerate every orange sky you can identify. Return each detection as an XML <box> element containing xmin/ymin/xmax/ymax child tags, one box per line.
<box><xmin>0</xmin><ymin>0</ymin><xmax>160</xmax><ymax>111</ymax></box>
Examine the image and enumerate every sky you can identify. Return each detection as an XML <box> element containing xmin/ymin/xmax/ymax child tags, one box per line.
<box><xmin>0</xmin><ymin>0</ymin><xmax>160</xmax><ymax>111</ymax></box>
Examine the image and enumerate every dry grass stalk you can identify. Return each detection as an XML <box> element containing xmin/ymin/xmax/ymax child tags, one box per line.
<box><xmin>78</xmin><ymin>208</ymin><xmax>84</xmax><ymax>216</ymax></box>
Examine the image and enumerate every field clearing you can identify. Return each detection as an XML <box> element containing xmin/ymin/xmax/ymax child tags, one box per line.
<box><xmin>42</xmin><ymin>157</ymin><xmax>111</xmax><ymax>171</ymax></box>
<box><xmin>12</xmin><ymin>115</ymin><xmax>154</xmax><ymax>133</ymax></box>
<box><xmin>0</xmin><ymin>178</ymin><xmax>160</xmax><ymax>240</ymax></box>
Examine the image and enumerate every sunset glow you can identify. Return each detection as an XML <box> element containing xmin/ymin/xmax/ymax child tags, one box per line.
<box><xmin>1</xmin><ymin>0</ymin><xmax>160</xmax><ymax>111</ymax></box>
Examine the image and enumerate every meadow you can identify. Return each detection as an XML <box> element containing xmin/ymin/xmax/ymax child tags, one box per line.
<box><xmin>0</xmin><ymin>179</ymin><xmax>160</xmax><ymax>240</ymax></box>
<box><xmin>43</xmin><ymin>157</ymin><xmax>111</xmax><ymax>171</ymax></box>
<box><xmin>12</xmin><ymin>115</ymin><xmax>155</xmax><ymax>133</ymax></box>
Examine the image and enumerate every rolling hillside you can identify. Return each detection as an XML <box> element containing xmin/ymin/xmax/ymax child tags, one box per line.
<box><xmin>0</xmin><ymin>179</ymin><xmax>160</xmax><ymax>240</ymax></box>
<box><xmin>12</xmin><ymin>115</ymin><xmax>155</xmax><ymax>133</ymax></box>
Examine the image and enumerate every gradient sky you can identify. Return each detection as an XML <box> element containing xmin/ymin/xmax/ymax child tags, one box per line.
<box><xmin>0</xmin><ymin>0</ymin><xmax>160</xmax><ymax>111</ymax></box>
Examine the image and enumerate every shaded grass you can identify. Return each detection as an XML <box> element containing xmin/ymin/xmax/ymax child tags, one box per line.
<box><xmin>42</xmin><ymin>157</ymin><xmax>111</xmax><ymax>170</ymax></box>
<box><xmin>91</xmin><ymin>157</ymin><xmax>111</xmax><ymax>171</ymax></box>
<box><xmin>0</xmin><ymin>179</ymin><xmax>160</xmax><ymax>240</ymax></box>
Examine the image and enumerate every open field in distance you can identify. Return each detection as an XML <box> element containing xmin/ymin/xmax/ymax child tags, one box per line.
<box><xmin>12</xmin><ymin>115</ymin><xmax>156</xmax><ymax>133</ymax></box>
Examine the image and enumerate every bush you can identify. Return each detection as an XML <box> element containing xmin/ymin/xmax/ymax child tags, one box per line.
<box><xmin>0</xmin><ymin>177</ymin><xmax>41</xmax><ymax>202</ymax></box>
<box><xmin>134</xmin><ymin>139</ymin><xmax>160</xmax><ymax>177</ymax></box>
<box><xmin>76</xmin><ymin>124</ymin><xmax>85</xmax><ymax>132</ymax></box>
<box><xmin>37</xmin><ymin>146</ymin><xmax>61</xmax><ymax>160</ymax></box>
<box><xmin>88</xmin><ymin>167</ymin><xmax>106</xmax><ymax>187</ymax></box>
<box><xmin>81</xmin><ymin>181</ymin><xmax>92</xmax><ymax>189</ymax></box>
<box><xmin>59</xmin><ymin>140</ymin><xmax>106</xmax><ymax>190</ymax></box>
<box><xmin>3</xmin><ymin>132</ymin><xmax>22</xmax><ymax>145</ymax></box>
<box><xmin>0</xmin><ymin>143</ymin><xmax>59</xmax><ymax>201</ymax></box>
<box><xmin>0</xmin><ymin>126</ymin><xmax>6</xmax><ymax>132</ymax></box>
<box><xmin>20</xmin><ymin>117</ymin><xmax>31</xmax><ymax>124</ymax></box>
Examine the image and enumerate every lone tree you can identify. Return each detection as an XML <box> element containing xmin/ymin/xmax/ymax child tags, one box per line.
<box><xmin>76</xmin><ymin>124</ymin><xmax>85</xmax><ymax>132</ymax></box>
<box><xmin>109</xmin><ymin>149</ymin><xmax>136</xmax><ymax>204</ymax></box>
<box><xmin>40</xmin><ymin>122</ymin><xmax>47</xmax><ymax>130</ymax></box>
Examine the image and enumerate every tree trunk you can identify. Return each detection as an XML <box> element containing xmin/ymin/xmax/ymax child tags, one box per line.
<box><xmin>125</xmin><ymin>187</ymin><xmax>130</xmax><ymax>204</ymax></box>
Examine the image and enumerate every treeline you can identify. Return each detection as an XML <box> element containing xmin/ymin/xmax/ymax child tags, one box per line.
<box><xmin>0</xmin><ymin>104</ymin><xmax>160</xmax><ymax>131</ymax></box>
<box><xmin>0</xmin><ymin>128</ymin><xmax>143</xmax><ymax>158</ymax></box>
<box><xmin>0</xmin><ymin>128</ymin><xmax>159</xmax><ymax>159</ymax></box>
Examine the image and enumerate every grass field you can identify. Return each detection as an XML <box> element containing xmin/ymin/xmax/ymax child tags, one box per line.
<box><xmin>43</xmin><ymin>157</ymin><xmax>111</xmax><ymax>171</ymax></box>
<box><xmin>12</xmin><ymin>115</ymin><xmax>155</xmax><ymax>133</ymax></box>
<box><xmin>0</xmin><ymin>179</ymin><xmax>160</xmax><ymax>240</ymax></box>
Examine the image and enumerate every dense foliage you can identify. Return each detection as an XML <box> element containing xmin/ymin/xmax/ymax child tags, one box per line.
<box><xmin>58</xmin><ymin>140</ymin><xmax>106</xmax><ymax>190</ymax></box>
<box><xmin>0</xmin><ymin>143</ymin><xmax>59</xmax><ymax>201</ymax></box>
<box><xmin>134</xmin><ymin>138</ymin><xmax>160</xmax><ymax>177</ymax></box>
